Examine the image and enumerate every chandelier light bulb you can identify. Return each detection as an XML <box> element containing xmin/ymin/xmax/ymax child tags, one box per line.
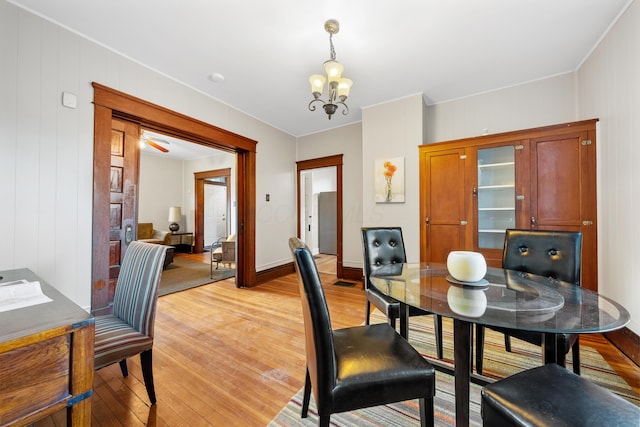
<box><xmin>309</xmin><ymin>74</ymin><xmax>326</xmax><ymax>96</ymax></box>
<box><xmin>337</xmin><ymin>78</ymin><xmax>352</xmax><ymax>100</ymax></box>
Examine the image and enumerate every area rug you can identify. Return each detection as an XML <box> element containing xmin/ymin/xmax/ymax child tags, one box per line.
<box><xmin>158</xmin><ymin>257</ymin><xmax>234</xmax><ymax>296</ymax></box>
<box><xmin>269</xmin><ymin>310</ymin><xmax>639</xmax><ymax>426</ymax></box>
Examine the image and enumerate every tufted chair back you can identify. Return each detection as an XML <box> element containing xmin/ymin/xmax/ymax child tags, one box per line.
<box><xmin>361</xmin><ymin>227</ymin><xmax>407</xmax><ymax>291</ymax></box>
<box><xmin>288</xmin><ymin>237</ymin><xmax>336</xmax><ymax>408</ymax></box>
<box><xmin>502</xmin><ymin>229</ymin><xmax>582</xmax><ymax>285</ymax></box>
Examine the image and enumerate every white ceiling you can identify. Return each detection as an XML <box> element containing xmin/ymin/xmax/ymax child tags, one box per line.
<box><xmin>9</xmin><ymin>0</ymin><xmax>630</xmax><ymax>138</ymax></box>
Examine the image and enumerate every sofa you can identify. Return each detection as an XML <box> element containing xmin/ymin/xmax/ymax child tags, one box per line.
<box><xmin>137</xmin><ymin>223</ymin><xmax>171</xmax><ymax>245</ymax></box>
<box><xmin>137</xmin><ymin>223</ymin><xmax>174</xmax><ymax>269</ymax></box>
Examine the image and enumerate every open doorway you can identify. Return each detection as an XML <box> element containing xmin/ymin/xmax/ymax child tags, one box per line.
<box><xmin>92</xmin><ymin>83</ymin><xmax>257</xmax><ymax>313</ymax></box>
<box><xmin>296</xmin><ymin>155</ymin><xmax>343</xmax><ymax>278</ymax></box>
<box><xmin>204</xmin><ymin>175</ymin><xmax>230</xmax><ymax>249</ymax></box>
<box><xmin>300</xmin><ymin>167</ymin><xmax>337</xmax><ymax>274</ymax></box>
<box><xmin>195</xmin><ymin>168</ymin><xmax>233</xmax><ymax>252</ymax></box>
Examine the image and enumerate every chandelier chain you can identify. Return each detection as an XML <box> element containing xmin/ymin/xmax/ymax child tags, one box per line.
<box><xmin>329</xmin><ymin>33</ymin><xmax>336</xmax><ymax>61</ymax></box>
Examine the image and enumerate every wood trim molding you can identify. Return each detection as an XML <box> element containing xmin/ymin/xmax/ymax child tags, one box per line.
<box><xmin>92</xmin><ymin>82</ymin><xmax>258</xmax><ymax>290</ymax></box>
<box><xmin>255</xmin><ymin>262</ymin><xmax>296</xmax><ymax>285</ymax></box>
<box><xmin>93</xmin><ymin>83</ymin><xmax>256</xmax><ymax>152</ymax></box>
<box><xmin>605</xmin><ymin>327</ymin><xmax>640</xmax><ymax>367</ymax></box>
<box><xmin>342</xmin><ymin>266</ymin><xmax>364</xmax><ymax>284</ymax></box>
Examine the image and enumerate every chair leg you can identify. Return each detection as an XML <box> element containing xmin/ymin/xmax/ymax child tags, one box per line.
<box><xmin>119</xmin><ymin>359</ymin><xmax>128</xmax><ymax>377</ymax></box>
<box><xmin>319</xmin><ymin>415</ymin><xmax>330</xmax><ymax>427</ymax></box>
<box><xmin>301</xmin><ymin>368</ymin><xmax>311</xmax><ymax>418</ymax></box>
<box><xmin>419</xmin><ymin>397</ymin><xmax>434</xmax><ymax>427</ymax></box>
<box><xmin>475</xmin><ymin>325</ymin><xmax>485</xmax><ymax>375</ymax></box>
<box><xmin>399</xmin><ymin>308</ymin><xmax>408</xmax><ymax>339</ymax></box>
<box><xmin>572</xmin><ymin>338</ymin><xmax>581</xmax><ymax>375</ymax></box>
<box><xmin>140</xmin><ymin>349</ymin><xmax>157</xmax><ymax>404</ymax></box>
<box><xmin>364</xmin><ymin>299</ymin><xmax>371</xmax><ymax>325</ymax></box>
<box><xmin>390</xmin><ymin>315</ymin><xmax>397</xmax><ymax>331</ymax></box>
<box><xmin>433</xmin><ymin>314</ymin><xmax>443</xmax><ymax>359</ymax></box>
<box><xmin>504</xmin><ymin>334</ymin><xmax>512</xmax><ymax>352</ymax></box>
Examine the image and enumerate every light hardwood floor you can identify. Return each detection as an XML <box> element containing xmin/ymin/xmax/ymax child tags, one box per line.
<box><xmin>36</xmin><ymin>252</ymin><xmax>638</xmax><ymax>426</ymax></box>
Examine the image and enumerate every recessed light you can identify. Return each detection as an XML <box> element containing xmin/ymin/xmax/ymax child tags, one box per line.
<box><xmin>209</xmin><ymin>72</ymin><xmax>225</xmax><ymax>83</ymax></box>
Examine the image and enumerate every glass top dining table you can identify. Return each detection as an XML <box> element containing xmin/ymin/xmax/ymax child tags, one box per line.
<box><xmin>369</xmin><ymin>262</ymin><xmax>630</xmax><ymax>427</ymax></box>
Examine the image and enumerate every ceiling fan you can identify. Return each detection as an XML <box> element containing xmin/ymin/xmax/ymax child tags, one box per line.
<box><xmin>140</xmin><ymin>133</ymin><xmax>170</xmax><ymax>153</ymax></box>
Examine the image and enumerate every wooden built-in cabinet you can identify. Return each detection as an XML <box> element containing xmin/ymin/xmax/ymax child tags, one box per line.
<box><xmin>419</xmin><ymin>119</ymin><xmax>598</xmax><ymax>291</ymax></box>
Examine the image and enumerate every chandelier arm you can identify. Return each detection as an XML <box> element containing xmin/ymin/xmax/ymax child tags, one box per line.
<box><xmin>337</xmin><ymin>101</ymin><xmax>350</xmax><ymax>116</ymax></box>
<box><xmin>308</xmin><ymin>98</ymin><xmax>326</xmax><ymax>112</ymax></box>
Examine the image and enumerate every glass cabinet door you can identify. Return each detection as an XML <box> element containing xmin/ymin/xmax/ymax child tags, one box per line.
<box><xmin>477</xmin><ymin>146</ymin><xmax>515</xmax><ymax>249</ymax></box>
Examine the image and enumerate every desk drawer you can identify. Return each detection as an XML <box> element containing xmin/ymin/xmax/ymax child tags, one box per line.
<box><xmin>0</xmin><ymin>335</ymin><xmax>70</xmax><ymax>424</ymax></box>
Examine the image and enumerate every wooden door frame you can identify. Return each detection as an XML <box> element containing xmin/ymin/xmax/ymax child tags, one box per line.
<box><xmin>296</xmin><ymin>155</ymin><xmax>343</xmax><ymax>278</ymax></box>
<box><xmin>92</xmin><ymin>83</ymin><xmax>257</xmax><ymax>302</ymax></box>
<box><xmin>195</xmin><ymin>168</ymin><xmax>231</xmax><ymax>252</ymax></box>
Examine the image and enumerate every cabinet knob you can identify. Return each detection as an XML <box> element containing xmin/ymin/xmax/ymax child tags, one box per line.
<box><xmin>425</xmin><ymin>217</ymin><xmax>430</xmax><ymax>225</ymax></box>
<box><xmin>531</xmin><ymin>216</ymin><xmax>537</xmax><ymax>227</ymax></box>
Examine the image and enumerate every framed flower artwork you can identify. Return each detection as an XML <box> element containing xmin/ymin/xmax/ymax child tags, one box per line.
<box><xmin>375</xmin><ymin>157</ymin><xmax>405</xmax><ymax>203</ymax></box>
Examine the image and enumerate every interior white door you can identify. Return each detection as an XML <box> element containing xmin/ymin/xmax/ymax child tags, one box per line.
<box><xmin>204</xmin><ymin>184</ymin><xmax>227</xmax><ymax>247</ymax></box>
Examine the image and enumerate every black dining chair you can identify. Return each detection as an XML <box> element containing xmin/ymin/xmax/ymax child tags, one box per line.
<box><xmin>289</xmin><ymin>237</ymin><xmax>436</xmax><ymax>427</ymax></box>
<box><xmin>481</xmin><ymin>363</ymin><xmax>640</xmax><ymax>426</ymax></box>
<box><xmin>475</xmin><ymin>229</ymin><xmax>583</xmax><ymax>375</ymax></box>
<box><xmin>361</xmin><ymin>227</ymin><xmax>443</xmax><ymax>358</ymax></box>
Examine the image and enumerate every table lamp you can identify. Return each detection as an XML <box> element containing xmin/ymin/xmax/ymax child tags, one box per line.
<box><xmin>168</xmin><ymin>206</ymin><xmax>181</xmax><ymax>232</ymax></box>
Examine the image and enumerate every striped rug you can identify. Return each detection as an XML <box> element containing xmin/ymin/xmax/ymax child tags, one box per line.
<box><xmin>269</xmin><ymin>310</ymin><xmax>638</xmax><ymax>426</ymax></box>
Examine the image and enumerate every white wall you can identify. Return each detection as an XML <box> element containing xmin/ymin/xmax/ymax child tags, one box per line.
<box><xmin>296</xmin><ymin>123</ymin><xmax>363</xmax><ymax>268</ymax></box>
<box><xmin>0</xmin><ymin>2</ymin><xmax>296</xmax><ymax>308</ymax></box>
<box><xmin>426</xmin><ymin>73</ymin><xmax>577</xmax><ymax>143</ymax></box>
<box><xmin>361</xmin><ymin>94</ymin><xmax>426</xmax><ymax>262</ymax></box>
<box><xmin>139</xmin><ymin>153</ymin><xmax>185</xmax><ymax>229</ymax></box>
<box><xmin>576</xmin><ymin>0</ymin><xmax>639</xmax><ymax>335</ymax></box>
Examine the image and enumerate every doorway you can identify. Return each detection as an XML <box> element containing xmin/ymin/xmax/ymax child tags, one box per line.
<box><xmin>296</xmin><ymin>155</ymin><xmax>344</xmax><ymax>278</ymax></box>
<box><xmin>195</xmin><ymin>169</ymin><xmax>232</xmax><ymax>252</ymax></box>
<box><xmin>92</xmin><ymin>83</ymin><xmax>257</xmax><ymax>313</ymax></box>
<box><xmin>204</xmin><ymin>179</ymin><xmax>229</xmax><ymax>248</ymax></box>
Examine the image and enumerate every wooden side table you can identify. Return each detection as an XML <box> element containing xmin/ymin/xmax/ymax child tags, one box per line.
<box><xmin>169</xmin><ymin>232</ymin><xmax>194</xmax><ymax>253</ymax></box>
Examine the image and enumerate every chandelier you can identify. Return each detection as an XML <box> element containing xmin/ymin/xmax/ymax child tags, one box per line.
<box><xmin>308</xmin><ymin>19</ymin><xmax>353</xmax><ymax>119</ymax></box>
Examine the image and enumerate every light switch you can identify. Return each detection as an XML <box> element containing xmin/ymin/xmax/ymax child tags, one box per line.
<box><xmin>266</xmin><ymin>194</ymin><xmax>270</xmax><ymax>202</ymax></box>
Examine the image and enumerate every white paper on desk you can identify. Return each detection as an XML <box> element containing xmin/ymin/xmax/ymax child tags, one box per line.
<box><xmin>0</xmin><ymin>280</ymin><xmax>53</xmax><ymax>312</ymax></box>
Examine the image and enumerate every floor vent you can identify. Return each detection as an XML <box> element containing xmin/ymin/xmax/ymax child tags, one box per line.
<box><xmin>333</xmin><ymin>281</ymin><xmax>356</xmax><ymax>287</ymax></box>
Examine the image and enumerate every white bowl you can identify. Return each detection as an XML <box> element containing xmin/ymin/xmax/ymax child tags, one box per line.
<box><xmin>447</xmin><ymin>285</ymin><xmax>488</xmax><ymax>317</ymax></box>
<box><xmin>447</xmin><ymin>251</ymin><xmax>487</xmax><ymax>283</ymax></box>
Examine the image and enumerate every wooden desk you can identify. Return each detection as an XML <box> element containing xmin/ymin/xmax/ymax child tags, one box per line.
<box><xmin>0</xmin><ymin>269</ymin><xmax>94</xmax><ymax>426</ymax></box>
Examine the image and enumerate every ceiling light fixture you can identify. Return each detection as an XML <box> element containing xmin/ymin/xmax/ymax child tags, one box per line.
<box><xmin>308</xmin><ymin>19</ymin><xmax>353</xmax><ymax>120</ymax></box>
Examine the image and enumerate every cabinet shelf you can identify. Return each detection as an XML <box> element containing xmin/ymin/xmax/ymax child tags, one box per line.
<box><xmin>478</xmin><ymin>184</ymin><xmax>515</xmax><ymax>190</ymax></box>
<box><xmin>479</xmin><ymin>229</ymin><xmax>508</xmax><ymax>233</ymax></box>
<box><xmin>478</xmin><ymin>207</ymin><xmax>515</xmax><ymax>211</ymax></box>
<box><xmin>478</xmin><ymin>162</ymin><xmax>515</xmax><ymax>169</ymax></box>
